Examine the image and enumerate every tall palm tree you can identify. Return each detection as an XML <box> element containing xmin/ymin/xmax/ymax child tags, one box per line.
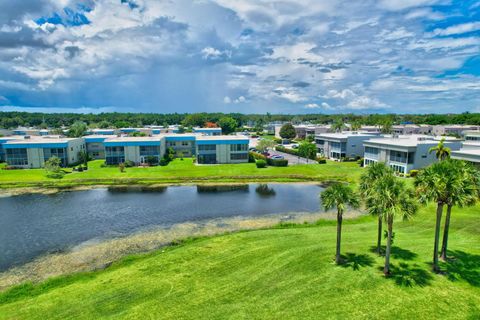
<box><xmin>440</xmin><ymin>160</ymin><xmax>480</xmax><ymax>261</ymax></box>
<box><xmin>367</xmin><ymin>174</ymin><xmax>417</xmax><ymax>275</ymax></box>
<box><xmin>415</xmin><ymin>161</ymin><xmax>458</xmax><ymax>272</ymax></box>
<box><xmin>429</xmin><ymin>138</ymin><xmax>451</xmax><ymax>161</ymax></box>
<box><xmin>360</xmin><ymin>162</ymin><xmax>392</xmax><ymax>255</ymax></box>
<box><xmin>321</xmin><ymin>183</ymin><xmax>360</xmax><ymax>264</ymax></box>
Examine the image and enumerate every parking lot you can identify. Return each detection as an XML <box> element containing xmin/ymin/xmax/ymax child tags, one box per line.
<box><xmin>268</xmin><ymin>149</ymin><xmax>316</xmax><ymax>165</ymax></box>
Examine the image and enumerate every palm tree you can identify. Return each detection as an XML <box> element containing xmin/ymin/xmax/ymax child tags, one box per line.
<box><xmin>321</xmin><ymin>183</ymin><xmax>360</xmax><ymax>264</ymax></box>
<box><xmin>440</xmin><ymin>160</ymin><xmax>480</xmax><ymax>261</ymax></box>
<box><xmin>368</xmin><ymin>174</ymin><xmax>417</xmax><ymax>275</ymax></box>
<box><xmin>429</xmin><ymin>138</ymin><xmax>451</xmax><ymax>161</ymax></box>
<box><xmin>351</xmin><ymin>121</ymin><xmax>362</xmax><ymax>131</ymax></box>
<box><xmin>415</xmin><ymin>161</ymin><xmax>457</xmax><ymax>272</ymax></box>
<box><xmin>360</xmin><ymin>162</ymin><xmax>393</xmax><ymax>255</ymax></box>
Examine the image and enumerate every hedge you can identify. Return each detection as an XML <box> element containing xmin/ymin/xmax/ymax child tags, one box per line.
<box><xmin>275</xmin><ymin>145</ymin><xmax>316</xmax><ymax>160</ymax></box>
<box><xmin>267</xmin><ymin>158</ymin><xmax>288</xmax><ymax>167</ymax></box>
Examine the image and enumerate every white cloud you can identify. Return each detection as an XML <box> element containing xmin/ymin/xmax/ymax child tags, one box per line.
<box><xmin>378</xmin><ymin>0</ymin><xmax>441</xmax><ymax>11</ymax></box>
<box><xmin>304</xmin><ymin>103</ymin><xmax>319</xmax><ymax>109</ymax></box>
<box><xmin>431</xmin><ymin>22</ymin><xmax>480</xmax><ymax>36</ymax></box>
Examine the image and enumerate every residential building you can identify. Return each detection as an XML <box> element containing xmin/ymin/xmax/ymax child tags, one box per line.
<box><xmin>84</xmin><ymin>135</ymin><xmax>117</xmax><ymax>159</ymax></box>
<box><xmin>196</xmin><ymin>135</ymin><xmax>249</xmax><ymax>164</ymax></box>
<box><xmin>164</xmin><ymin>134</ymin><xmax>197</xmax><ymax>157</ymax></box>
<box><xmin>3</xmin><ymin>136</ymin><xmax>86</xmax><ymax>168</ymax></box>
<box><xmin>463</xmin><ymin>130</ymin><xmax>480</xmax><ymax>142</ymax></box>
<box><xmin>315</xmin><ymin>132</ymin><xmax>380</xmax><ymax>160</ymax></box>
<box><xmin>363</xmin><ymin>135</ymin><xmax>462</xmax><ymax>174</ymax></box>
<box><xmin>359</xmin><ymin>125</ymin><xmax>381</xmax><ymax>133</ymax></box>
<box><xmin>89</xmin><ymin>128</ymin><xmax>117</xmax><ymax>135</ymax></box>
<box><xmin>432</xmin><ymin>125</ymin><xmax>479</xmax><ymax>137</ymax></box>
<box><xmin>193</xmin><ymin>127</ymin><xmax>222</xmax><ymax>136</ymax></box>
<box><xmin>12</xmin><ymin>127</ymin><xmax>47</xmax><ymax>136</ymax></box>
<box><xmin>103</xmin><ymin>136</ymin><xmax>163</xmax><ymax>165</ymax></box>
<box><xmin>0</xmin><ymin>137</ymin><xmax>18</xmax><ymax>162</ymax></box>
<box><xmin>392</xmin><ymin>124</ymin><xmax>433</xmax><ymax>135</ymax></box>
<box><xmin>451</xmin><ymin>147</ymin><xmax>480</xmax><ymax>167</ymax></box>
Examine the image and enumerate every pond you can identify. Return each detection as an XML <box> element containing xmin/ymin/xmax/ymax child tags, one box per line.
<box><xmin>0</xmin><ymin>183</ymin><xmax>324</xmax><ymax>271</ymax></box>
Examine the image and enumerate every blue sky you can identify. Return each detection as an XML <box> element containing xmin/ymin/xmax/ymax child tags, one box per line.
<box><xmin>0</xmin><ymin>0</ymin><xmax>479</xmax><ymax>114</ymax></box>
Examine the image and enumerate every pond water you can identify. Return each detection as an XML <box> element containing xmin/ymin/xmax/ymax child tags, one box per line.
<box><xmin>0</xmin><ymin>184</ymin><xmax>324</xmax><ymax>271</ymax></box>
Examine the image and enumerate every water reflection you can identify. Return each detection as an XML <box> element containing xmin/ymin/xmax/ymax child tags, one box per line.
<box><xmin>196</xmin><ymin>185</ymin><xmax>249</xmax><ymax>193</ymax></box>
<box><xmin>255</xmin><ymin>184</ymin><xmax>276</xmax><ymax>197</ymax></box>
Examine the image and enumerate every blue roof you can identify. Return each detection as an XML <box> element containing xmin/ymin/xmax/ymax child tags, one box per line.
<box><xmin>3</xmin><ymin>143</ymin><xmax>68</xmax><ymax>149</ymax></box>
<box><xmin>104</xmin><ymin>141</ymin><xmax>160</xmax><ymax>147</ymax></box>
<box><xmin>165</xmin><ymin>136</ymin><xmax>196</xmax><ymax>141</ymax></box>
<box><xmin>196</xmin><ymin>139</ymin><xmax>248</xmax><ymax>145</ymax></box>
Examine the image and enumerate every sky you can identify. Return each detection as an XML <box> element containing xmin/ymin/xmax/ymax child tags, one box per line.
<box><xmin>0</xmin><ymin>0</ymin><xmax>479</xmax><ymax>114</ymax></box>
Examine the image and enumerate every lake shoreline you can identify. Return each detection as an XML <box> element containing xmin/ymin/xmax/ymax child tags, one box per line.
<box><xmin>0</xmin><ymin>210</ymin><xmax>364</xmax><ymax>291</ymax></box>
<box><xmin>0</xmin><ymin>179</ymin><xmax>335</xmax><ymax>196</ymax></box>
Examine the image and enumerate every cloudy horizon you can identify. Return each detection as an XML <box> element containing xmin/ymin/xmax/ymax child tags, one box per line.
<box><xmin>0</xmin><ymin>0</ymin><xmax>479</xmax><ymax>114</ymax></box>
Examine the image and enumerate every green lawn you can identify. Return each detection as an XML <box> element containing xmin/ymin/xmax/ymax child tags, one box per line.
<box><xmin>0</xmin><ymin>204</ymin><xmax>478</xmax><ymax>319</ymax></box>
<box><xmin>0</xmin><ymin>159</ymin><xmax>363</xmax><ymax>189</ymax></box>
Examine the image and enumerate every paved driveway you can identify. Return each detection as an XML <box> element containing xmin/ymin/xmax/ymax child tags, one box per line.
<box><xmin>268</xmin><ymin>149</ymin><xmax>317</xmax><ymax>165</ymax></box>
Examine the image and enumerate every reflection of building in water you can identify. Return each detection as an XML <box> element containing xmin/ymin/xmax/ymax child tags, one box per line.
<box><xmin>107</xmin><ymin>186</ymin><xmax>167</xmax><ymax>193</ymax></box>
<box><xmin>196</xmin><ymin>185</ymin><xmax>249</xmax><ymax>193</ymax></box>
<box><xmin>255</xmin><ymin>184</ymin><xmax>276</xmax><ymax>197</ymax></box>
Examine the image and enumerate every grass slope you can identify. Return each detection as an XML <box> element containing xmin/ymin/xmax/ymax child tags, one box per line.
<box><xmin>0</xmin><ymin>159</ymin><xmax>362</xmax><ymax>188</ymax></box>
<box><xmin>0</xmin><ymin>205</ymin><xmax>478</xmax><ymax>319</ymax></box>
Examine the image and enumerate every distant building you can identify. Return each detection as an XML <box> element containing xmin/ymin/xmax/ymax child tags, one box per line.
<box><xmin>84</xmin><ymin>135</ymin><xmax>117</xmax><ymax>159</ymax></box>
<box><xmin>3</xmin><ymin>136</ymin><xmax>86</xmax><ymax>168</ymax></box>
<box><xmin>192</xmin><ymin>127</ymin><xmax>222</xmax><ymax>136</ymax></box>
<box><xmin>432</xmin><ymin>125</ymin><xmax>479</xmax><ymax>137</ymax></box>
<box><xmin>392</xmin><ymin>124</ymin><xmax>432</xmax><ymax>135</ymax></box>
<box><xmin>363</xmin><ymin>135</ymin><xmax>462</xmax><ymax>174</ymax></box>
<box><xmin>89</xmin><ymin>128</ymin><xmax>117</xmax><ymax>135</ymax></box>
<box><xmin>451</xmin><ymin>148</ymin><xmax>480</xmax><ymax>167</ymax></box>
<box><xmin>315</xmin><ymin>132</ymin><xmax>380</xmax><ymax>160</ymax></box>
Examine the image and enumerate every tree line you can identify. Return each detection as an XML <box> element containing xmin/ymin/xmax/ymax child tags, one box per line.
<box><xmin>321</xmin><ymin>143</ymin><xmax>479</xmax><ymax>275</ymax></box>
<box><xmin>1</xmin><ymin>111</ymin><xmax>480</xmax><ymax>129</ymax></box>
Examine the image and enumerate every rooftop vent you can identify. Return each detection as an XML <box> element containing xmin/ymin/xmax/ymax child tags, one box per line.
<box><xmin>23</xmin><ymin>135</ymin><xmax>31</xmax><ymax>139</ymax></box>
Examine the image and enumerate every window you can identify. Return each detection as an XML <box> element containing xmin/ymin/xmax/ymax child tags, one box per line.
<box><xmin>198</xmin><ymin>144</ymin><xmax>216</xmax><ymax>151</ymax></box>
<box><xmin>230</xmin><ymin>153</ymin><xmax>248</xmax><ymax>160</ymax></box>
<box><xmin>197</xmin><ymin>154</ymin><xmax>216</xmax><ymax>164</ymax></box>
<box><xmin>6</xmin><ymin>148</ymin><xmax>28</xmax><ymax>166</ymax></box>
<box><xmin>182</xmin><ymin>141</ymin><xmax>189</xmax><ymax>146</ymax></box>
<box><xmin>230</xmin><ymin>144</ymin><xmax>248</xmax><ymax>152</ymax></box>
<box><xmin>168</xmin><ymin>141</ymin><xmax>176</xmax><ymax>147</ymax></box>
<box><xmin>389</xmin><ymin>150</ymin><xmax>407</xmax><ymax>163</ymax></box>
<box><xmin>105</xmin><ymin>146</ymin><xmax>125</xmax><ymax>165</ymax></box>
<box><xmin>44</xmin><ymin>148</ymin><xmax>67</xmax><ymax>166</ymax></box>
<box><xmin>139</xmin><ymin>146</ymin><xmax>159</xmax><ymax>156</ymax></box>
<box><xmin>92</xmin><ymin>152</ymin><xmax>100</xmax><ymax>157</ymax></box>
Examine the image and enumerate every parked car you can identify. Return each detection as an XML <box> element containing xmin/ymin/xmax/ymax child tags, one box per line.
<box><xmin>270</xmin><ymin>155</ymin><xmax>284</xmax><ymax>160</ymax></box>
<box><xmin>262</xmin><ymin>152</ymin><xmax>271</xmax><ymax>157</ymax></box>
<box><xmin>291</xmin><ymin>144</ymin><xmax>299</xmax><ymax>149</ymax></box>
<box><xmin>249</xmin><ymin>147</ymin><xmax>257</xmax><ymax>152</ymax></box>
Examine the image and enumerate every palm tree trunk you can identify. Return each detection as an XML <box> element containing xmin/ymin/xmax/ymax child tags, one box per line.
<box><xmin>335</xmin><ymin>209</ymin><xmax>343</xmax><ymax>264</ymax></box>
<box><xmin>384</xmin><ymin>216</ymin><xmax>393</xmax><ymax>275</ymax></box>
<box><xmin>433</xmin><ymin>202</ymin><xmax>444</xmax><ymax>272</ymax></box>
<box><xmin>440</xmin><ymin>204</ymin><xmax>452</xmax><ymax>261</ymax></box>
<box><xmin>377</xmin><ymin>215</ymin><xmax>382</xmax><ymax>255</ymax></box>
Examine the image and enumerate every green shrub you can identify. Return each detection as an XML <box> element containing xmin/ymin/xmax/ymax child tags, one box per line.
<box><xmin>316</xmin><ymin>157</ymin><xmax>327</xmax><ymax>164</ymax></box>
<box><xmin>159</xmin><ymin>158</ymin><xmax>169</xmax><ymax>166</ymax></box>
<box><xmin>256</xmin><ymin>159</ymin><xmax>267</xmax><ymax>168</ymax></box>
<box><xmin>267</xmin><ymin>158</ymin><xmax>288</xmax><ymax>167</ymax></box>
<box><xmin>409</xmin><ymin>170</ymin><xmax>419</xmax><ymax>177</ymax></box>
<box><xmin>357</xmin><ymin>158</ymin><xmax>364</xmax><ymax>167</ymax></box>
<box><xmin>250</xmin><ymin>151</ymin><xmax>266</xmax><ymax>160</ymax></box>
<box><xmin>119</xmin><ymin>163</ymin><xmax>125</xmax><ymax>172</ymax></box>
<box><xmin>124</xmin><ymin>160</ymin><xmax>135</xmax><ymax>167</ymax></box>
<box><xmin>273</xmin><ymin>137</ymin><xmax>282</xmax><ymax>144</ymax></box>
<box><xmin>275</xmin><ymin>145</ymin><xmax>299</xmax><ymax>156</ymax></box>
<box><xmin>248</xmin><ymin>153</ymin><xmax>256</xmax><ymax>163</ymax></box>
